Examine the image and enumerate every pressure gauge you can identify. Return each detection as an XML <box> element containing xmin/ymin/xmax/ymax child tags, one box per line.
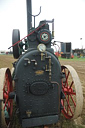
<box><xmin>37</xmin><ymin>44</ymin><xmax>46</xmax><ymax>52</ymax></box>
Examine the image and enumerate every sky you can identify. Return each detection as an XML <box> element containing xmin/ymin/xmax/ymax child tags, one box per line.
<box><xmin>0</xmin><ymin>0</ymin><xmax>85</xmax><ymax>51</ymax></box>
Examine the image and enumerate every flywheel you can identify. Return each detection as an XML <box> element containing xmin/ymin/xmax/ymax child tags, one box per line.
<box><xmin>61</xmin><ymin>65</ymin><xmax>83</xmax><ymax>119</ymax></box>
<box><xmin>12</xmin><ymin>29</ymin><xmax>20</xmax><ymax>59</ymax></box>
<box><xmin>0</xmin><ymin>68</ymin><xmax>13</xmax><ymax>128</ymax></box>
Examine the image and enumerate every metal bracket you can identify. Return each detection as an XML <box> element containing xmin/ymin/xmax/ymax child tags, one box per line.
<box><xmin>28</xmin><ymin>6</ymin><xmax>41</xmax><ymax>28</ymax></box>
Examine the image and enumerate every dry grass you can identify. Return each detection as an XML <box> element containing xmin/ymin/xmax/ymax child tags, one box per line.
<box><xmin>0</xmin><ymin>55</ymin><xmax>15</xmax><ymax>69</ymax></box>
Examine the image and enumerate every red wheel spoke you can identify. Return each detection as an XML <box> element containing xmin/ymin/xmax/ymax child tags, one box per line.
<box><xmin>70</xmin><ymin>81</ymin><xmax>74</xmax><ymax>89</ymax></box>
<box><xmin>3</xmin><ymin>89</ymin><xmax>7</xmax><ymax>94</ymax></box>
<box><xmin>67</xmin><ymin>95</ymin><xmax>69</xmax><ymax>114</ymax></box>
<box><xmin>70</xmin><ymin>94</ymin><xmax>76</xmax><ymax>107</ymax></box>
<box><xmin>61</xmin><ymin>99</ymin><xmax>64</xmax><ymax>106</ymax></box>
<box><xmin>69</xmin><ymin>92</ymin><xmax>76</xmax><ymax>95</ymax></box>
<box><xmin>65</xmin><ymin>96</ymin><xmax>73</xmax><ymax>115</ymax></box>
<box><xmin>4</xmin><ymin>99</ymin><xmax>8</xmax><ymax>110</ymax></box>
<box><xmin>63</xmin><ymin>99</ymin><xmax>64</xmax><ymax>106</ymax></box>
<box><xmin>62</xmin><ymin>93</ymin><xmax>73</xmax><ymax>115</ymax></box>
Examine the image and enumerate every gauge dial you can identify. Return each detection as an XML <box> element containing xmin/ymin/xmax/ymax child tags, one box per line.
<box><xmin>37</xmin><ymin>44</ymin><xmax>46</xmax><ymax>52</ymax></box>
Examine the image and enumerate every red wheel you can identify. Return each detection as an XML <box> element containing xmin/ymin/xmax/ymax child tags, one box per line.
<box><xmin>61</xmin><ymin>65</ymin><xmax>83</xmax><ymax>119</ymax></box>
<box><xmin>0</xmin><ymin>68</ymin><xmax>13</xmax><ymax>128</ymax></box>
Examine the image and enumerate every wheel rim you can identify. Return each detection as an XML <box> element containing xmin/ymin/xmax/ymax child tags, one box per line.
<box><xmin>0</xmin><ymin>68</ymin><xmax>13</xmax><ymax>127</ymax></box>
<box><xmin>61</xmin><ymin>65</ymin><xmax>83</xmax><ymax>119</ymax></box>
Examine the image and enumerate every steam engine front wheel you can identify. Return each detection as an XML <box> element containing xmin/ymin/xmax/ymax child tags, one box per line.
<box><xmin>0</xmin><ymin>68</ymin><xmax>13</xmax><ymax>128</ymax></box>
<box><xmin>61</xmin><ymin>65</ymin><xmax>83</xmax><ymax>119</ymax></box>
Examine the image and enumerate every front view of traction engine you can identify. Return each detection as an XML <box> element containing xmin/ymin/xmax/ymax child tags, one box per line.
<box><xmin>12</xmin><ymin>19</ymin><xmax>62</xmax><ymax>127</ymax></box>
<box><xmin>0</xmin><ymin>0</ymin><xmax>83</xmax><ymax>128</ymax></box>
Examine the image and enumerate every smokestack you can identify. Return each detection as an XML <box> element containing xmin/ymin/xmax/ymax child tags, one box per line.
<box><xmin>26</xmin><ymin>0</ymin><xmax>32</xmax><ymax>35</ymax></box>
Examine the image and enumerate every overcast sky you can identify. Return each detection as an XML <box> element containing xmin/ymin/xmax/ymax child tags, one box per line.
<box><xmin>0</xmin><ymin>0</ymin><xmax>85</xmax><ymax>51</ymax></box>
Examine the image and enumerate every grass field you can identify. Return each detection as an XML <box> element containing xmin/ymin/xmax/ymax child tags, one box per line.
<box><xmin>0</xmin><ymin>54</ymin><xmax>15</xmax><ymax>68</ymax></box>
<box><xmin>59</xmin><ymin>56</ymin><xmax>85</xmax><ymax>61</ymax></box>
<box><xmin>0</xmin><ymin>54</ymin><xmax>85</xmax><ymax>128</ymax></box>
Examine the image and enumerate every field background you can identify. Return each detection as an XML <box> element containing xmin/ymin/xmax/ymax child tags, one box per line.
<box><xmin>0</xmin><ymin>55</ymin><xmax>85</xmax><ymax>128</ymax></box>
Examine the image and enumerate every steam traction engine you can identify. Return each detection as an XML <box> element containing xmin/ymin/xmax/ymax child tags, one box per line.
<box><xmin>0</xmin><ymin>0</ymin><xmax>83</xmax><ymax>128</ymax></box>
